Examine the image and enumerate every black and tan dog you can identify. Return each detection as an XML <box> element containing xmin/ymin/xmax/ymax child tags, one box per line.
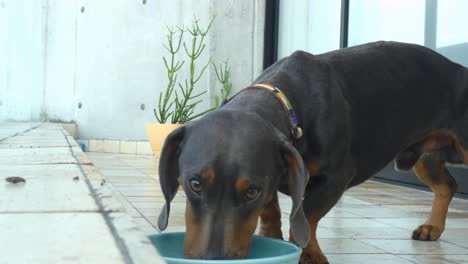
<box><xmin>157</xmin><ymin>41</ymin><xmax>468</xmax><ymax>263</ymax></box>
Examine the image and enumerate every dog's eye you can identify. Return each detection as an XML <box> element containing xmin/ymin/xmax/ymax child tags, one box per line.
<box><xmin>245</xmin><ymin>186</ymin><xmax>260</xmax><ymax>200</ymax></box>
<box><xmin>189</xmin><ymin>178</ymin><xmax>202</xmax><ymax>193</ymax></box>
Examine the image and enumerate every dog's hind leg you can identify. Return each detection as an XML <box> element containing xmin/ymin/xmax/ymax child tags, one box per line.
<box><xmin>412</xmin><ymin>150</ymin><xmax>457</xmax><ymax>241</ymax></box>
<box><xmin>396</xmin><ymin>131</ymin><xmax>454</xmax><ymax>171</ymax></box>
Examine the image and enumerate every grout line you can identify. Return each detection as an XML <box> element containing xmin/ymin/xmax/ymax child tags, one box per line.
<box><xmin>0</xmin><ymin>123</ymin><xmax>42</xmax><ymax>142</ymax></box>
<box><xmin>354</xmin><ymin>238</ymin><xmax>393</xmax><ymax>255</ymax></box>
<box><xmin>60</xmin><ymin>126</ymin><xmax>135</xmax><ymax>264</ymax></box>
<box><xmin>92</xmin><ymin>155</ymin><xmax>159</xmax><ymax>230</ymax></box>
<box><xmin>441</xmin><ymin>240</ymin><xmax>468</xmax><ymax>250</ymax></box>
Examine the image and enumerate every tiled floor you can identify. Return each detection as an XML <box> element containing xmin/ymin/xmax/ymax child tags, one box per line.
<box><xmin>87</xmin><ymin>152</ymin><xmax>468</xmax><ymax>264</ymax></box>
<box><xmin>0</xmin><ymin>123</ymin><xmax>162</xmax><ymax>264</ymax></box>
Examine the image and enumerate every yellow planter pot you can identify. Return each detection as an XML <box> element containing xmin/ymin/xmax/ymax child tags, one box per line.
<box><xmin>145</xmin><ymin>124</ymin><xmax>182</xmax><ymax>157</ymax></box>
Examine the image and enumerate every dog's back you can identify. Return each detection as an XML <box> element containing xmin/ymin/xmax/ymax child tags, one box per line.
<box><xmin>314</xmin><ymin>41</ymin><xmax>468</xmax><ymax>175</ymax></box>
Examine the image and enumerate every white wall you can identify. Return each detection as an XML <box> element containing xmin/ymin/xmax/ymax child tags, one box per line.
<box><xmin>0</xmin><ymin>0</ymin><xmax>45</xmax><ymax>121</ymax></box>
<box><xmin>0</xmin><ymin>0</ymin><xmax>265</xmax><ymax>140</ymax></box>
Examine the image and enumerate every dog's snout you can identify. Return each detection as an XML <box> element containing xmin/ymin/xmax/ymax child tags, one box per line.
<box><xmin>205</xmin><ymin>229</ymin><xmax>224</xmax><ymax>259</ymax></box>
<box><xmin>205</xmin><ymin>249</ymin><xmax>224</xmax><ymax>260</ymax></box>
<box><xmin>205</xmin><ymin>249</ymin><xmax>246</xmax><ymax>260</ymax></box>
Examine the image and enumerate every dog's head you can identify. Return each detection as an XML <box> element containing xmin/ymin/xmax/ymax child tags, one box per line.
<box><xmin>157</xmin><ymin>110</ymin><xmax>310</xmax><ymax>259</ymax></box>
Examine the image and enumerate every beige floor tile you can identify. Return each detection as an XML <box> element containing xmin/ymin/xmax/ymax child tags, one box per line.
<box><xmin>131</xmin><ymin>202</ymin><xmax>164</xmax><ymax>209</ymax></box>
<box><xmin>0</xmin><ymin>139</ymin><xmax>71</xmax><ymax>148</ymax></box>
<box><xmin>92</xmin><ymin>161</ymin><xmax>130</xmax><ymax>169</ymax></box>
<box><xmin>105</xmin><ymin>176</ymin><xmax>156</xmax><ymax>184</ymax></box>
<box><xmin>360</xmin><ymin>239</ymin><xmax>468</xmax><ymax>254</ymax></box>
<box><xmin>448</xmin><ymin>239</ymin><xmax>468</xmax><ymax>249</ymax></box>
<box><xmin>132</xmin><ymin>217</ymin><xmax>154</xmax><ymax>228</ymax></box>
<box><xmin>322</xmin><ymin>208</ymin><xmax>363</xmax><ymax>218</ymax></box>
<box><xmin>327</xmin><ymin>254</ymin><xmax>414</xmax><ymax>264</ymax></box>
<box><xmin>164</xmin><ymin>226</ymin><xmax>186</xmax><ymax>233</ymax></box>
<box><xmin>319</xmin><ymin>217</ymin><xmax>392</xmax><ymax>228</ymax></box>
<box><xmin>117</xmin><ymin>186</ymin><xmax>160</xmax><ymax>191</ymax></box>
<box><xmin>0</xmin><ymin>164</ymin><xmax>98</xmax><ymax>212</ymax></box>
<box><xmin>112</xmin><ymin>195</ymin><xmax>142</xmax><ymax>217</ymax></box>
<box><xmin>320</xmin><ymin>238</ymin><xmax>386</xmax><ymax>254</ymax></box>
<box><xmin>114</xmin><ymin>183</ymin><xmax>159</xmax><ymax>188</ymax></box>
<box><xmin>316</xmin><ymin>227</ymin><xmax>352</xmax><ymax>239</ymax></box>
<box><xmin>0</xmin><ymin>147</ymin><xmax>91</xmax><ymax>165</ymax></box>
<box><xmin>138</xmin><ymin>203</ymin><xmax>185</xmax><ymax>216</ymax></box>
<box><xmin>119</xmin><ymin>190</ymin><xmax>165</xmax><ymax>197</ymax></box>
<box><xmin>126</xmin><ymin>196</ymin><xmax>166</xmax><ymax>203</ymax></box>
<box><xmin>375</xmin><ymin>218</ymin><xmax>468</xmax><ymax>230</ymax></box>
<box><xmin>341</xmin><ymin>205</ymin><xmax>420</xmax><ymax>218</ymax></box>
<box><xmin>99</xmin><ymin>168</ymin><xmax>147</xmax><ymax>177</ymax></box>
<box><xmin>333</xmin><ymin>227</ymin><xmax>411</xmax><ymax>239</ymax></box>
<box><xmin>441</xmin><ymin>228</ymin><xmax>468</xmax><ymax>241</ymax></box>
<box><xmin>0</xmin><ymin>213</ymin><xmax>126</xmax><ymax>264</ymax></box>
<box><xmin>336</xmin><ymin>195</ymin><xmax>374</xmax><ymax>206</ymax></box>
<box><xmin>398</xmin><ymin>254</ymin><xmax>468</xmax><ymax>264</ymax></box>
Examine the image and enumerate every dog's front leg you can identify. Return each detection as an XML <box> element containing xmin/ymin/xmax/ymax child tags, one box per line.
<box><xmin>289</xmin><ymin>216</ymin><xmax>328</xmax><ymax>264</ymax></box>
<box><xmin>292</xmin><ymin>172</ymin><xmax>348</xmax><ymax>264</ymax></box>
<box><xmin>259</xmin><ymin>192</ymin><xmax>283</xmax><ymax>239</ymax></box>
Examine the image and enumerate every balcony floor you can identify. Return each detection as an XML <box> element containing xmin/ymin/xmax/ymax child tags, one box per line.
<box><xmin>88</xmin><ymin>152</ymin><xmax>468</xmax><ymax>264</ymax></box>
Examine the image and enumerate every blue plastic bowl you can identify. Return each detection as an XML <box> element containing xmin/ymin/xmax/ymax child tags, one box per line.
<box><xmin>148</xmin><ymin>232</ymin><xmax>302</xmax><ymax>264</ymax></box>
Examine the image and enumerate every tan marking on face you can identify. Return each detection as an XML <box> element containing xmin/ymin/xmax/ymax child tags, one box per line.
<box><xmin>184</xmin><ymin>203</ymin><xmax>206</xmax><ymax>259</ymax></box>
<box><xmin>306</xmin><ymin>160</ymin><xmax>320</xmax><ymax>177</ymax></box>
<box><xmin>235</xmin><ymin>178</ymin><xmax>250</xmax><ymax>193</ymax></box>
<box><xmin>202</xmin><ymin>167</ymin><xmax>215</xmax><ymax>186</ymax></box>
<box><xmin>225</xmin><ymin>210</ymin><xmax>261</xmax><ymax>259</ymax></box>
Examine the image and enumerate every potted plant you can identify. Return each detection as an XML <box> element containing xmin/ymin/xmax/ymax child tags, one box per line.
<box><xmin>146</xmin><ymin>18</ymin><xmax>232</xmax><ymax>156</ymax></box>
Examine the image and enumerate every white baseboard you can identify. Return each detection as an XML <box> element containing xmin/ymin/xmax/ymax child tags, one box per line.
<box><xmin>77</xmin><ymin>139</ymin><xmax>152</xmax><ymax>155</ymax></box>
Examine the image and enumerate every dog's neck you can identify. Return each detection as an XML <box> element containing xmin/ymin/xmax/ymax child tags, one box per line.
<box><xmin>222</xmin><ymin>88</ymin><xmax>292</xmax><ymax>139</ymax></box>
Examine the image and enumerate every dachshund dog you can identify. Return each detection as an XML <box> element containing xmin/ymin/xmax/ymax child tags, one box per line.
<box><xmin>157</xmin><ymin>41</ymin><xmax>468</xmax><ymax>263</ymax></box>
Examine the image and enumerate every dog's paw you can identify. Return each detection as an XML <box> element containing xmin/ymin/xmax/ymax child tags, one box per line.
<box><xmin>412</xmin><ymin>224</ymin><xmax>442</xmax><ymax>241</ymax></box>
<box><xmin>299</xmin><ymin>250</ymin><xmax>329</xmax><ymax>264</ymax></box>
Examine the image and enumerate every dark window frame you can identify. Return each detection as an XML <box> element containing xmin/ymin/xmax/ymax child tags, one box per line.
<box><xmin>263</xmin><ymin>0</ymin><xmax>350</xmax><ymax>69</ymax></box>
<box><xmin>263</xmin><ymin>0</ymin><xmax>279</xmax><ymax>69</ymax></box>
<box><xmin>263</xmin><ymin>0</ymin><xmax>468</xmax><ymax>196</ymax></box>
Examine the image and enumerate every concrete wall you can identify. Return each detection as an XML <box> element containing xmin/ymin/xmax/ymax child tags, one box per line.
<box><xmin>0</xmin><ymin>0</ymin><xmax>265</xmax><ymax>140</ymax></box>
<box><xmin>0</xmin><ymin>0</ymin><xmax>45</xmax><ymax>121</ymax></box>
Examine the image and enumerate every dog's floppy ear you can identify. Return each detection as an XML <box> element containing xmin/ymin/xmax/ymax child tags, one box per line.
<box><xmin>276</xmin><ymin>131</ymin><xmax>311</xmax><ymax>248</ymax></box>
<box><xmin>157</xmin><ymin>126</ymin><xmax>185</xmax><ymax>231</ymax></box>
